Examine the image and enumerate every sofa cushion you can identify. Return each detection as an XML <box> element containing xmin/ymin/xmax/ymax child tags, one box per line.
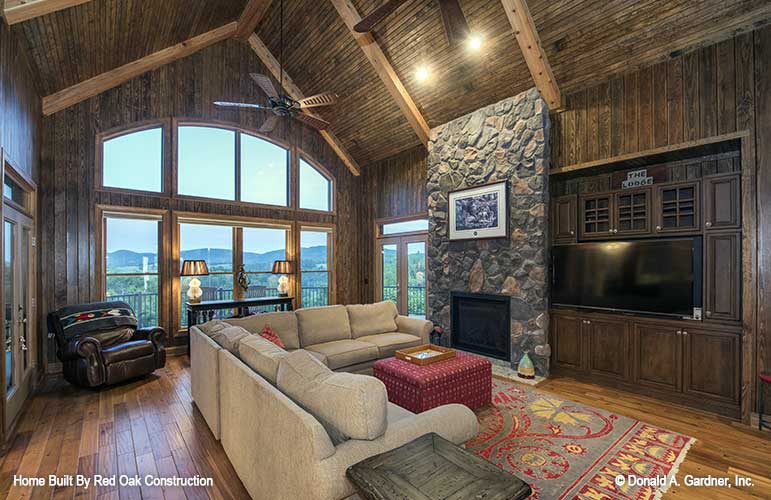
<box><xmin>205</xmin><ymin>325</ymin><xmax>250</xmax><ymax>355</ymax></box>
<box><xmin>346</xmin><ymin>301</ymin><xmax>399</xmax><ymax>338</ymax></box>
<box><xmin>296</xmin><ymin>306</ymin><xmax>352</xmax><ymax>346</ymax></box>
<box><xmin>304</xmin><ymin>340</ymin><xmax>379</xmax><ymax>370</ymax></box>
<box><xmin>276</xmin><ymin>350</ymin><xmax>388</xmax><ymax>443</ymax></box>
<box><xmin>197</xmin><ymin>319</ymin><xmax>230</xmax><ymax>336</ymax></box>
<box><xmin>357</xmin><ymin>332</ymin><xmax>424</xmax><ymax>358</ymax></box>
<box><xmin>288</xmin><ymin>348</ymin><xmax>329</xmax><ymax>366</ymax></box>
<box><xmin>238</xmin><ymin>335</ymin><xmax>288</xmax><ymax>385</ymax></box>
<box><xmin>225</xmin><ymin>312</ymin><xmax>300</xmax><ymax>350</ymax></box>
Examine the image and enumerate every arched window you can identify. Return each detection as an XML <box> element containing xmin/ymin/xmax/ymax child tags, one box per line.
<box><xmin>177</xmin><ymin>126</ymin><xmax>236</xmax><ymax>200</ymax></box>
<box><xmin>102</xmin><ymin>127</ymin><xmax>163</xmax><ymax>192</ymax></box>
<box><xmin>241</xmin><ymin>132</ymin><xmax>289</xmax><ymax>206</ymax></box>
<box><xmin>299</xmin><ymin>157</ymin><xmax>332</xmax><ymax>212</ymax></box>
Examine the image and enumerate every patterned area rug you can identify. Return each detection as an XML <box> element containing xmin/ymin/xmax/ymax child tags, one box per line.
<box><xmin>465</xmin><ymin>378</ymin><xmax>695</xmax><ymax>500</ymax></box>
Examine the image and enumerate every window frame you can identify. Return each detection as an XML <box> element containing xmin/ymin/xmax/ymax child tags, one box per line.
<box><xmin>172</xmin><ymin>119</ymin><xmax>293</xmax><ymax>209</ymax></box>
<box><xmin>172</xmin><ymin>212</ymin><xmax>295</xmax><ymax>334</ymax></box>
<box><xmin>297</xmin><ymin>152</ymin><xmax>336</xmax><ymax>215</ymax></box>
<box><xmin>298</xmin><ymin>224</ymin><xmax>335</xmax><ymax>308</ymax></box>
<box><xmin>96</xmin><ymin>205</ymin><xmax>169</xmax><ymax>330</ymax></box>
<box><xmin>96</xmin><ymin>119</ymin><xmax>170</xmax><ymax>196</ymax></box>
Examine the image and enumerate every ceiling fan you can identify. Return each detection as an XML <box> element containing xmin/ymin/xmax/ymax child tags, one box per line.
<box><xmin>355</xmin><ymin>0</ymin><xmax>471</xmax><ymax>47</ymax></box>
<box><xmin>214</xmin><ymin>0</ymin><xmax>338</xmax><ymax>133</ymax></box>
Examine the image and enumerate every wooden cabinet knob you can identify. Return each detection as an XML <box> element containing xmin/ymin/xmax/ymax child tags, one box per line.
<box><xmin>705</xmin><ymin>221</ymin><xmax>712</xmax><ymax>228</ymax></box>
<box><xmin>705</xmin><ymin>311</ymin><xmax>711</xmax><ymax>317</ymax></box>
<box><xmin>570</xmin><ymin>230</ymin><xmax>575</xmax><ymax>235</ymax></box>
<box><xmin>656</xmin><ymin>225</ymin><xmax>662</xmax><ymax>231</ymax></box>
<box><xmin>676</xmin><ymin>330</ymin><xmax>682</xmax><ymax>335</ymax></box>
<box><xmin>683</xmin><ymin>331</ymin><xmax>688</xmax><ymax>336</ymax></box>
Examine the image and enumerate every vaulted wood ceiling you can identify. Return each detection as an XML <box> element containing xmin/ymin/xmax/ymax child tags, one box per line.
<box><xmin>10</xmin><ymin>0</ymin><xmax>771</xmax><ymax>167</ymax></box>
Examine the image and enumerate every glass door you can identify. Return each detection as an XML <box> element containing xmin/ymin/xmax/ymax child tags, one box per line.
<box><xmin>3</xmin><ymin>205</ymin><xmax>34</xmax><ymax>432</ymax></box>
<box><xmin>376</xmin><ymin>234</ymin><xmax>427</xmax><ymax>319</ymax></box>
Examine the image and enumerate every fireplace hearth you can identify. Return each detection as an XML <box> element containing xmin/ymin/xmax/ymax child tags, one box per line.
<box><xmin>451</xmin><ymin>292</ymin><xmax>510</xmax><ymax>361</ymax></box>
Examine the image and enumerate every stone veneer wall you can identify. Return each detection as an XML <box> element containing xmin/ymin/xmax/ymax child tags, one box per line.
<box><xmin>426</xmin><ymin>88</ymin><xmax>551</xmax><ymax>376</ymax></box>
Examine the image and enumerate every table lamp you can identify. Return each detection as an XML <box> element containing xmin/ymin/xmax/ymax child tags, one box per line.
<box><xmin>181</xmin><ymin>259</ymin><xmax>209</xmax><ymax>303</ymax></box>
<box><xmin>271</xmin><ymin>260</ymin><xmax>292</xmax><ymax>297</ymax></box>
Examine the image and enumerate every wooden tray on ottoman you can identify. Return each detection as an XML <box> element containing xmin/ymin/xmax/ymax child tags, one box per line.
<box><xmin>395</xmin><ymin>344</ymin><xmax>456</xmax><ymax>365</ymax></box>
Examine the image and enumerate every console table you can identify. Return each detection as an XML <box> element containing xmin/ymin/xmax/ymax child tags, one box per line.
<box><xmin>186</xmin><ymin>296</ymin><xmax>293</xmax><ymax>353</ymax></box>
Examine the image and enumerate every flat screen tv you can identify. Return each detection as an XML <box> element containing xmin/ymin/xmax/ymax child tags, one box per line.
<box><xmin>551</xmin><ymin>238</ymin><xmax>702</xmax><ymax>317</ymax></box>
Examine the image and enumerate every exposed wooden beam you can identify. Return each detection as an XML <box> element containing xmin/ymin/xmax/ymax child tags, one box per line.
<box><xmin>3</xmin><ymin>0</ymin><xmax>92</xmax><ymax>24</ymax></box>
<box><xmin>500</xmin><ymin>0</ymin><xmax>562</xmax><ymax>109</ymax></box>
<box><xmin>329</xmin><ymin>0</ymin><xmax>430</xmax><ymax>146</ymax></box>
<box><xmin>42</xmin><ymin>22</ymin><xmax>238</xmax><ymax>116</ymax></box>
<box><xmin>247</xmin><ymin>34</ymin><xmax>361</xmax><ymax>176</ymax></box>
<box><xmin>235</xmin><ymin>0</ymin><xmax>272</xmax><ymax>40</ymax></box>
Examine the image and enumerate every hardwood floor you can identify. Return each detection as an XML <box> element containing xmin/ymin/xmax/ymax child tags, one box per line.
<box><xmin>1</xmin><ymin>357</ymin><xmax>769</xmax><ymax>500</ymax></box>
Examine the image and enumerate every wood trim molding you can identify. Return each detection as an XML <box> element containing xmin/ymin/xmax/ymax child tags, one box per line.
<box><xmin>246</xmin><ymin>33</ymin><xmax>361</xmax><ymax>176</ymax></box>
<box><xmin>42</xmin><ymin>22</ymin><xmax>238</xmax><ymax>116</ymax></box>
<box><xmin>500</xmin><ymin>0</ymin><xmax>561</xmax><ymax>109</ymax></box>
<box><xmin>329</xmin><ymin>0</ymin><xmax>430</xmax><ymax>146</ymax></box>
<box><xmin>3</xmin><ymin>0</ymin><xmax>92</xmax><ymax>24</ymax></box>
<box><xmin>235</xmin><ymin>0</ymin><xmax>272</xmax><ymax>40</ymax></box>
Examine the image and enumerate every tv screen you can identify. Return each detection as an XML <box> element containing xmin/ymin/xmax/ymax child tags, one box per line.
<box><xmin>551</xmin><ymin>238</ymin><xmax>702</xmax><ymax>317</ymax></box>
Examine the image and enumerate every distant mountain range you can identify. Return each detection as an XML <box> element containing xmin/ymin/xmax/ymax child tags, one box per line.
<box><xmin>107</xmin><ymin>246</ymin><xmax>329</xmax><ymax>270</ymax></box>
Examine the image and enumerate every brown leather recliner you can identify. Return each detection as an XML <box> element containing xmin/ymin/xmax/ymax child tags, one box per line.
<box><xmin>48</xmin><ymin>300</ymin><xmax>166</xmax><ymax>387</ymax></box>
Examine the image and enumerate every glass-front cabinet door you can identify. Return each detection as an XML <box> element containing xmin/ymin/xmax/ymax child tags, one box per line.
<box><xmin>3</xmin><ymin>205</ymin><xmax>35</xmax><ymax>433</ymax></box>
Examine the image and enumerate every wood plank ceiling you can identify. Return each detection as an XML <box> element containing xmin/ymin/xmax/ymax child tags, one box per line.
<box><xmin>11</xmin><ymin>0</ymin><xmax>771</xmax><ymax>166</ymax></box>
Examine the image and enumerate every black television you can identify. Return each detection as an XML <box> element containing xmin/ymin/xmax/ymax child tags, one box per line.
<box><xmin>551</xmin><ymin>238</ymin><xmax>702</xmax><ymax>318</ymax></box>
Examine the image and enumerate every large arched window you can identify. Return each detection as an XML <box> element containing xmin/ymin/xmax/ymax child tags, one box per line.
<box><xmin>241</xmin><ymin>132</ymin><xmax>289</xmax><ymax>206</ymax></box>
<box><xmin>299</xmin><ymin>157</ymin><xmax>333</xmax><ymax>212</ymax></box>
<box><xmin>102</xmin><ymin>127</ymin><xmax>163</xmax><ymax>192</ymax></box>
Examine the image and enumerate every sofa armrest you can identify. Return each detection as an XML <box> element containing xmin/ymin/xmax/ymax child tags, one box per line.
<box><xmin>318</xmin><ymin>404</ymin><xmax>479</xmax><ymax>500</ymax></box>
<box><xmin>395</xmin><ymin>315</ymin><xmax>432</xmax><ymax>344</ymax></box>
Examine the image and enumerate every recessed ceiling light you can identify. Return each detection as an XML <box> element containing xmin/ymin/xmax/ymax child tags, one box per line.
<box><xmin>467</xmin><ymin>34</ymin><xmax>483</xmax><ymax>51</ymax></box>
<box><xmin>415</xmin><ymin>65</ymin><xmax>431</xmax><ymax>83</ymax></box>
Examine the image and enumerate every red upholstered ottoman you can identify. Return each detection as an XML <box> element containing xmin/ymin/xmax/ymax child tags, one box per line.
<box><xmin>373</xmin><ymin>351</ymin><xmax>492</xmax><ymax>413</ymax></box>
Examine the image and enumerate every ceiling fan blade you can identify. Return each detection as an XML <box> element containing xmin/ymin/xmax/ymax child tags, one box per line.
<box><xmin>250</xmin><ymin>73</ymin><xmax>279</xmax><ymax>98</ymax></box>
<box><xmin>438</xmin><ymin>0</ymin><xmax>470</xmax><ymax>47</ymax></box>
<box><xmin>294</xmin><ymin>112</ymin><xmax>329</xmax><ymax>130</ymax></box>
<box><xmin>214</xmin><ymin>101</ymin><xmax>269</xmax><ymax>109</ymax></box>
<box><xmin>297</xmin><ymin>92</ymin><xmax>339</xmax><ymax>109</ymax></box>
<box><xmin>354</xmin><ymin>0</ymin><xmax>409</xmax><ymax>32</ymax></box>
<box><xmin>258</xmin><ymin>115</ymin><xmax>280</xmax><ymax>133</ymax></box>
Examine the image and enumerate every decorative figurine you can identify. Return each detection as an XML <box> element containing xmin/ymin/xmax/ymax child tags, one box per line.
<box><xmin>237</xmin><ymin>264</ymin><xmax>250</xmax><ymax>292</ymax></box>
<box><xmin>517</xmin><ymin>352</ymin><xmax>536</xmax><ymax>379</ymax></box>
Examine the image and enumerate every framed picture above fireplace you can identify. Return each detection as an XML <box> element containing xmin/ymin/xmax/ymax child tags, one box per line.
<box><xmin>448</xmin><ymin>181</ymin><xmax>508</xmax><ymax>241</ymax></box>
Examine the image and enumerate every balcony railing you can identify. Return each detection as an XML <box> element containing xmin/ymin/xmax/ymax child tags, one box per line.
<box><xmin>106</xmin><ymin>291</ymin><xmax>158</xmax><ymax>328</ymax></box>
<box><xmin>382</xmin><ymin>286</ymin><xmax>426</xmax><ymax>316</ymax></box>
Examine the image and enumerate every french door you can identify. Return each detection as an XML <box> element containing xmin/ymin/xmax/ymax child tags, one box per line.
<box><xmin>3</xmin><ymin>204</ymin><xmax>34</xmax><ymax>431</ymax></box>
<box><xmin>376</xmin><ymin>235</ymin><xmax>427</xmax><ymax>318</ymax></box>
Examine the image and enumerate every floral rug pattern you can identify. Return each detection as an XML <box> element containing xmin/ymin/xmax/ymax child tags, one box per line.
<box><xmin>465</xmin><ymin>378</ymin><xmax>695</xmax><ymax>499</ymax></box>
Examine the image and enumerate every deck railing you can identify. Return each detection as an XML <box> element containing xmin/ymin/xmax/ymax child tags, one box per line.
<box><xmin>382</xmin><ymin>286</ymin><xmax>426</xmax><ymax>316</ymax></box>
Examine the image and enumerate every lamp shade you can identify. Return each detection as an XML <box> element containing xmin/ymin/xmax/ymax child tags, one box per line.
<box><xmin>271</xmin><ymin>260</ymin><xmax>292</xmax><ymax>274</ymax></box>
<box><xmin>181</xmin><ymin>259</ymin><xmax>209</xmax><ymax>276</ymax></box>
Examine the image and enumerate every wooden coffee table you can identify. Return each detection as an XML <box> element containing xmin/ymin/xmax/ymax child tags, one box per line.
<box><xmin>346</xmin><ymin>433</ymin><xmax>531</xmax><ymax>500</ymax></box>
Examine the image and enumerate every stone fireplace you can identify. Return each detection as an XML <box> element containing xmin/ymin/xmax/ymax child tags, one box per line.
<box><xmin>451</xmin><ymin>292</ymin><xmax>510</xmax><ymax>361</ymax></box>
<box><xmin>427</xmin><ymin>88</ymin><xmax>551</xmax><ymax>376</ymax></box>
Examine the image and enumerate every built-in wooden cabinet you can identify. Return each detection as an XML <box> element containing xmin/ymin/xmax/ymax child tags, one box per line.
<box><xmin>552</xmin><ymin>195</ymin><xmax>577</xmax><ymax>243</ymax></box>
<box><xmin>704</xmin><ymin>231</ymin><xmax>741</xmax><ymax>322</ymax></box>
<box><xmin>654</xmin><ymin>181</ymin><xmax>700</xmax><ymax>234</ymax></box>
<box><xmin>704</xmin><ymin>174</ymin><xmax>741</xmax><ymax>230</ymax></box>
<box><xmin>550</xmin><ymin>308</ymin><xmax>742</xmax><ymax>418</ymax></box>
<box><xmin>579</xmin><ymin>193</ymin><xmax>612</xmax><ymax>239</ymax></box>
<box><xmin>614</xmin><ymin>188</ymin><xmax>651</xmax><ymax>236</ymax></box>
<box><xmin>633</xmin><ymin>323</ymin><xmax>682</xmax><ymax>392</ymax></box>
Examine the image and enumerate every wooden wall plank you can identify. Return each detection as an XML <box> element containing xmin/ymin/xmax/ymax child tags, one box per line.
<box><xmin>699</xmin><ymin>45</ymin><xmax>718</xmax><ymax>138</ymax></box>
<box><xmin>573</xmin><ymin>90</ymin><xmax>586</xmax><ymax>163</ymax></box>
<box><xmin>638</xmin><ymin>66</ymin><xmax>654</xmax><ymax>151</ymax></box>
<box><xmin>597</xmin><ymin>82</ymin><xmax>611</xmax><ymax>159</ymax></box>
<box><xmin>610</xmin><ymin>77</ymin><xmax>624</xmax><ymax>157</ymax></box>
<box><xmin>717</xmin><ymin>38</ymin><xmax>737</xmax><ymax>135</ymax></box>
<box><xmin>624</xmin><ymin>72</ymin><xmax>638</xmax><ymax>153</ymax></box>
<box><xmin>586</xmin><ymin>86</ymin><xmax>599</xmax><ymax>161</ymax></box>
<box><xmin>667</xmin><ymin>58</ymin><xmax>684</xmax><ymax>145</ymax></box>
<box><xmin>652</xmin><ymin>62</ymin><xmax>668</xmax><ymax>148</ymax></box>
<box><xmin>683</xmin><ymin>51</ymin><xmax>700</xmax><ymax>141</ymax></box>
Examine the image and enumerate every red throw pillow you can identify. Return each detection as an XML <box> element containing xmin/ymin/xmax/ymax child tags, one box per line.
<box><xmin>260</xmin><ymin>325</ymin><xmax>285</xmax><ymax>349</ymax></box>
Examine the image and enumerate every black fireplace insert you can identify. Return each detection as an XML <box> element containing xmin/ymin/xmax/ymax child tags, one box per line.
<box><xmin>450</xmin><ymin>292</ymin><xmax>510</xmax><ymax>361</ymax></box>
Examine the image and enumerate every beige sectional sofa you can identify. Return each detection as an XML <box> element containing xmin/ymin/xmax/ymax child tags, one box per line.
<box><xmin>190</xmin><ymin>302</ymin><xmax>480</xmax><ymax>500</ymax></box>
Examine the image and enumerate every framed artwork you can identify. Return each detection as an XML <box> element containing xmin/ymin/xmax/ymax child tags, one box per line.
<box><xmin>448</xmin><ymin>181</ymin><xmax>508</xmax><ymax>241</ymax></box>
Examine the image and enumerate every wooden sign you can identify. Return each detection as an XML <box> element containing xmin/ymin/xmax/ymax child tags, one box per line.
<box><xmin>621</xmin><ymin>169</ymin><xmax>654</xmax><ymax>189</ymax></box>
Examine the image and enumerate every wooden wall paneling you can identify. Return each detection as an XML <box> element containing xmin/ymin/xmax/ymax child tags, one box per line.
<box><xmin>699</xmin><ymin>45</ymin><xmax>718</xmax><ymax>139</ymax></box>
<box><xmin>623</xmin><ymin>72</ymin><xmax>638</xmax><ymax>154</ymax></box>
<box><xmin>638</xmin><ymin>66</ymin><xmax>654</xmax><ymax>151</ymax></box>
<box><xmin>755</xmin><ymin>25</ymin><xmax>771</xmax><ymax>420</ymax></box>
<box><xmin>716</xmin><ymin>38</ymin><xmax>737</xmax><ymax>135</ymax></box>
<box><xmin>652</xmin><ymin>63</ymin><xmax>668</xmax><ymax>148</ymax></box>
<box><xmin>573</xmin><ymin>90</ymin><xmax>586</xmax><ymax>164</ymax></box>
<box><xmin>682</xmin><ymin>51</ymin><xmax>700</xmax><ymax>142</ymax></box>
<box><xmin>666</xmin><ymin>58</ymin><xmax>684</xmax><ymax>145</ymax></box>
<box><xmin>610</xmin><ymin>77</ymin><xmax>624</xmax><ymax>157</ymax></box>
<box><xmin>586</xmin><ymin>86</ymin><xmax>599</xmax><ymax>161</ymax></box>
<box><xmin>597</xmin><ymin>82</ymin><xmax>611</xmax><ymax>160</ymax></box>
<box><xmin>565</xmin><ymin>93</ymin><xmax>576</xmax><ymax>165</ymax></box>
